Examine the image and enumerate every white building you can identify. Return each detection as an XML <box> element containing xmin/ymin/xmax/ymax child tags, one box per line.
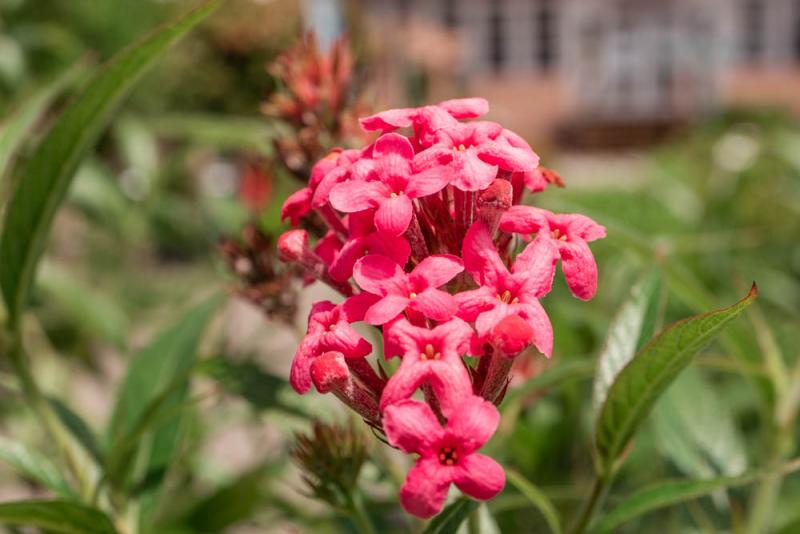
<box><xmin>364</xmin><ymin>0</ymin><xmax>800</xmax><ymax>142</ymax></box>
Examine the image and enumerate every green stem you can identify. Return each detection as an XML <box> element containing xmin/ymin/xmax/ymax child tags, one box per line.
<box><xmin>347</xmin><ymin>492</ymin><xmax>377</xmax><ymax>534</ymax></box>
<box><xmin>570</xmin><ymin>473</ymin><xmax>611</xmax><ymax>534</ymax></box>
<box><xmin>467</xmin><ymin>508</ymin><xmax>481</xmax><ymax>534</ymax></box>
<box><xmin>746</xmin><ymin>426</ymin><xmax>794</xmax><ymax>533</ymax></box>
<box><xmin>6</xmin><ymin>331</ymin><xmax>93</xmax><ymax>500</ymax></box>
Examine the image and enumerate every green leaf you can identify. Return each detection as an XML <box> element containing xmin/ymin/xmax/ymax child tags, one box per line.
<box><xmin>0</xmin><ymin>500</ymin><xmax>117</xmax><ymax>534</ymax></box>
<box><xmin>594</xmin><ymin>458</ymin><xmax>800</xmax><ymax>532</ymax></box>
<box><xmin>106</xmin><ymin>295</ymin><xmax>221</xmax><ymax>493</ymax></box>
<box><xmin>0</xmin><ymin>0</ymin><xmax>220</xmax><ymax>328</ymax></box>
<box><xmin>503</xmin><ymin>359</ymin><xmax>596</xmax><ymax>408</ymax></box>
<box><xmin>38</xmin><ymin>262</ymin><xmax>129</xmax><ymax>347</ymax></box>
<box><xmin>423</xmin><ymin>498</ymin><xmax>479</xmax><ymax>534</ymax></box>
<box><xmin>49</xmin><ymin>397</ymin><xmax>104</xmax><ymax>465</ymax></box>
<box><xmin>593</xmin><ymin>284</ymin><xmax>758</xmax><ymax>473</ymax></box>
<box><xmin>506</xmin><ymin>469</ymin><xmax>562</xmax><ymax>534</ymax></box>
<box><xmin>0</xmin><ymin>437</ymin><xmax>76</xmax><ymax>499</ymax></box>
<box><xmin>591</xmin><ymin>271</ymin><xmax>660</xmax><ymax>419</ymax></box>
<box><xmin>199</xmin><ymin>356</ymin><xmax>301</xmax><ymax>415</ymax></box>
<box><xmin>0</xmin><ymin>61</ymin><xmax>87</xmax><ymax>199</ymax></box>
<box><xmin>652</xmin><ymin>367</ymin><xmax>747</xmax><ymax>479</ymax></box>
<box><xmin>142</xmin><ymin>113</ymin><xmax>276</xmax><ymax>155</ymax></box>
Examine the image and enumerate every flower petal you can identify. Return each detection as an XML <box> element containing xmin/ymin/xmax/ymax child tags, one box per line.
<box><xmin>499</xmin><ymin>205</ymin><xmax>548</xmax><ymax>234</ymax></box>
<box><xmin>340</xmin><ymin>292</ymin><xmax>381</xmax><ymax>322</ymax></box>
<box><xmin>405</xmin><ymin>167</ymin><xmax>450</xmax><ymax>198</ymax></box>
<box><xmin>410</xmin><ymin>254</ymin><xmax>464</xmax><ymax>289</ymax></box>
<box><xmin>353</xmin><ymin>254</ymin><xmax>408</xmax><ymax>296</ymax></box>
<box><xmin>359</xmin><ymin>107</ymin><xmax>417</xmax><ymax>131</ymax></box>
<box><xmin>447</xmin><ymin>396</ymin><xmax>500</xmax><ymax>452</ymax></box>
<box><xmin>516</xmin><ymin>301</ymin><xmax>554</xmax><ymax>357</ymax></box>
<box><xmin>324</xmin><ymin>323</ymin><xmax>372</xmax><ymax>358</ymax></box>
<box><xmin>383</xmin><ymin>399</ymin><xmax>443</xmax><ymax>453</ymax></box>
<box><xmin>513</xmin><ymin>234</ymin><xmax>559</xmax><ymax>297</ymax></box>
<box><xmin>478</xmin><ymin>139</ymin><xmax>538</xmax><ymax>172</ymax></box>
<box><xmin>438</xmin><ymin>97</ymin><xmax>489</xmax><ymax>119</ymax></box>
<box><xmin>280</xmin><ymin>187</ymin><xmax>312</xmax><ymax>226</ymax></box>
<box><xmin>410</xmin><ymin>288</ymin><xmax>457</xmax><ymax>321</ymax></box>
<box><xmin>366</xmin><ymin>233</ymin><xmax>411</xmax><ymax>267</ymax></box>
<box><xmin>374</xmin><ymin>132</ymin><xmax>415</xmax><ymax>160</ymax></box>
<box><xmin>427</xmin><ymin>361</ymin><xmax>474</xmax><ymax>417</ymax></box>
<box><xmin>365</xmin><ymin>294</ymin><xmax>410</xmax><ymax>325</ymax></box>
<box><xmin>450</xmin><ymin>149</ymin><xmax>498</xmax><ymax>191</ymax></box>
<box><xmin>558</xmin><ymin>240</ymin><xmax>599</xmax><ymax>301</ymax></box>
<box><xmin>454</xmin><ymin>287</ymin><xmax>496</xmax><ymax>322</ymax></box>
<box><xmin>329</xmin><ymin>180</ymin><xmax>387</xmax><ymax>213</ymax></box>
<box><xmin>399</xmin><ymin>457</ymin><xmax>452</xmax><ymax>519</ymax></box>
<box><xmin>453</xmin><ymin>454</ymin><xmax>505</xmax><ymax>500</ymax></box>
<box><xmin>374</xmin><ymin>194</ymin><xmax>413</xmax><ymax>236</ymax></box>
<box><xmin>289</xmin><ymin>336</ymin><xmax>319</xmax><ymax>394</ymax></box>
<box><xmin>463</xmin><ymin>221</ymin><xmax>507</xmax><ymax>288</ymax></box>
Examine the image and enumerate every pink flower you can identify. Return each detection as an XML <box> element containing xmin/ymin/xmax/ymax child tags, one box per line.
<box><xmin>290</xmin><ymin>298</ymin><xmax>373</xmax><ymax>394</ymax></box>
<box><xmin>383</xmin><ymin>397</ymin><xmax>505</xmax><ymax>518</ymax></box>
<box><xmin>354</xmin><ymin>253</ymin><xmax>463</xmax><ymax>324</ymax></box>
<box><xmin>414</xmin><ymin>121</ymin><xmax>539</xmax><ymax>191</ymax></box>
<box><xmin>310</xmin><ymin>147</ymin><xmax>370</xmax><ymax>208</ymax></box>
<box><xmin>281</xmin><ymin>187</ymin><xmax>312</xmax><ymax>226</ymax></box>
<box><xmin>359</xmin><ymin>97</ymin><xmax>489</xmax><ymax>134</ymax></box>
<box><xmin>380</xmin><ymin>318</ymin><xmax>474</xmax><ymax>415</ymax></box>
<box><xmin>328</xmin><ymin>210</ymin><xmax>411</xmax><ymax>282</ymax></box>
<box><xmin>457</xmin><ymin>221</ymin><xmax>557</xmax><ymax>357</ymax></box>
<box><xmin>329</xmin><ymin>133</ymin><xmax>450</xmax><ymax>236</ymax></box>
<box><xmin>500</xmin><ymin>206</ymin><xmax>606</xmax><ymax>300</ymax></box>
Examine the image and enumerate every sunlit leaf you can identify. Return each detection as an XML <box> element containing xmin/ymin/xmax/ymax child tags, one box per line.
<box><xmin>592</xmin><ymin>271</ymin><xmax>660</xmax><ymax>419</ymax></box>
<box><xmin>0</xmin><ymin>0</ymin><xmax>220</xmax><ymax>328</ymax></box>
<box><xmin>506</xmin><ymin>469</ymin><xmax>562</xmax><ymax>534</ymax></box>
<box><xmin>594</xmin><ymin>284</ymin><xmax>757</xmax><ymax>473</ymax></box>
<box><xmin>423</xmin><ymin>497</ymin><xmax>479</xmax><ymax>534</ymax></box>
<box><xmin>0</xmin><ymin>500</ymin><xmax>117</xmax><ymax>534</ymax></box>
<box><xmin>0</xmin><ymin>437</ymin><xmax>76</xmax><ymax>499</ymax></box>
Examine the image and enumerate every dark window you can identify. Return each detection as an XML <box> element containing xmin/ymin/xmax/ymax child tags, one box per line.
<box><xmin>442</xmin><ymin>0</ymin><xmax>457</xmax><ymax>28</ymax></box>
<box><xmin>489</xmin><ymin>1</ymin><xmax>505</xmax><ymax>71</ymax></box>
<box><xmin>534</xmin><ymin>0</ymin><xmax>557</xmax><ymax>70</ymax></box>
<box><xmin>742</xmin><ymin>0</ymin><xmax>764</xmax><ymax>61</ymax></box>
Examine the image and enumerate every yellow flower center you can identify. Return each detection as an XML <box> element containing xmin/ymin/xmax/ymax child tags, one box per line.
<box><xmin>419</xmin><ymin>343</ymin><xmax>441</xmax><ymax>361</ymax></box>
<box><xmin>496</xmin><ymin>290</ymin><xmax>519</xmax><ymax>304</ymax></box>
<box><xmin>438</xmin><ymin>446</ymin><xmax>459</xmax><ymax>465</ymax></box>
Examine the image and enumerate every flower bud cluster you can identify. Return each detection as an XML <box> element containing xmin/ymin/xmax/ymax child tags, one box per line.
<box><xmin>278</xmin><ymin>98</ymin><xmax>605</xmax><ymax>518</ymax></box>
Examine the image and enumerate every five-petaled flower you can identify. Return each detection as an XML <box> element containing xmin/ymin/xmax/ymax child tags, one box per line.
<box><xmin>353</xmin><ymin>253</ymin><xmax>463</xmax><ymax>324</ymax></box>
<box><xmin>500</xmin><ymin>205</ymin><xmax>606</xmax><ymax>300</ymax></box>
<box><xmin>380</xmin><ymin>318</ymin><xmax>474</xmax><ymax>415</ymax></box>
<box><xmin>329</xmin><ymin>133</ymin><xmax>450</xmax><ymax>235</ymax></box>
<box><xmin>457</xmin><ymin>220</ymin><xmax>557</xmax><ymax>357</ymax></box>
<box><xmin>383</xmin><ymin>397</ymin><xmax>505</xmax><ymax>518</ymax></box>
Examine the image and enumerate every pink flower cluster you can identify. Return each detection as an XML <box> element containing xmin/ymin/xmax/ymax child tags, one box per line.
<box><xmin>278</xmin><ymin>98</ymin><xmax>605</xmax><ymax>518</ymax></box>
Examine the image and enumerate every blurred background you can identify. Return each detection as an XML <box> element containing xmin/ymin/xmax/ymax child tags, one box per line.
<box><xmin>1</xmin><ymin>0</ymin><xmax>799</xmax><ymax>532</ymax></box>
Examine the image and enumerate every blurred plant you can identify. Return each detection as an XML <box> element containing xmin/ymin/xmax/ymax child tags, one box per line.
<box><xmin>291</xmin><ymin>420</ymin><xmax>371</xmax><ymax>530</ymax></box>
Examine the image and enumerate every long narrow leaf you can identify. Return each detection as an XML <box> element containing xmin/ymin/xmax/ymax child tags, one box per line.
<box><xmin>594</xmin><ymin>458</ymin><xmax>800</xmax><ymax>532</ymax></box>
<box><xmin>0</xmin><ymin>500</ymin><xmax>117</xmax><ymax>534</ymax></box>
<box><xmin>0</xmin><ymin>0</ymin><xmax>220</xmax><ymax>327</ymax></box>
<box><xmin>594</xmin><ymin>284</ymin><xmax>757</xmax><ymax>473</ymax></box>
<box><xmin>506</xmin><ymin>469</ymin><xmax>562</xmax><ymax>534</ymax></box>
<box><xmin>0</xmin><ymin>437</ymin><xmax>76</xmax><ymax>499</ymax></box>
<box><xmin>423</xmin><ymin>498</ymin><xmax>479</xmax><ymax>534</ymax></box>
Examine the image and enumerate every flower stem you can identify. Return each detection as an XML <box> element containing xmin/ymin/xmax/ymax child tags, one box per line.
<box><xmin>569</xmin><ymin>473</ymin><xmax>611</xmax><ymax>534</ymax></box>
<box><xmin>6</xmin><ymin>331</ymin><xmax>93</xmax><ymax>500</ymax></box>
<box><xmin>346</xmin><ymin>492</ymin><xmax>377</xmax><ymax>534</ymax></box>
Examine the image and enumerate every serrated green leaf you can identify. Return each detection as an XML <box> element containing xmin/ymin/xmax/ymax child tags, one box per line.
<box><xmin>506</xmin><ymin>469</ymin><xmax>562</xmax><ymax>534</ymax></box>
<box><xmin>594</xmin><ymin>458</ymin><xmax>800</xmax><ymax>532</ymax></box>
<box><xmin>0</xmin><ymin>500</ymin><xmax>117</xmax><ymax>534</ymax></box>
<box><xmin>0</xmin><ymin>437</ymin><xmax>76</xmax><ymax>499</ymax></box>
<box><xmin>592</xmin><ymin>271</ymin><xmax>660</xmax><ymax>419</ymax></box>
<box><xmin>594</xmin><ymin>284</ymin><xmax>757</xmax><ymax>473</ymax></box>
<box><xmin>423</xmin><ymin>497</ymin><xmax>479</xmax><ymax>534</ymax></box>
<box><xmin>106</xmin><ymin>295</ymin><xmax>221</xmax><ymax>496</ymax></box>
<box><xmin>0</xmin><ymin>0</ymin><xmax>220</xmax><ymax>328</ymax></box>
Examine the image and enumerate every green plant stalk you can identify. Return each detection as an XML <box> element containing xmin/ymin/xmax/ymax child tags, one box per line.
<box><xmin>746</xmin><ymin>419</ymin><xmax>795</xmax><ymax>532</ymax></box>
<box><xmin>569</xmin><ymin>473</ymin><xmax>612</xmax><ymax>534</ymax></box>
<box><xmin>6</xmin><ymin>331</ymin><xmax>93</xmax><ymax>501</ymax></box>
<box><xmin>346</xmin><ymin>492</ymin><xmax>377</xmax><ymax>534</ymax></box>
